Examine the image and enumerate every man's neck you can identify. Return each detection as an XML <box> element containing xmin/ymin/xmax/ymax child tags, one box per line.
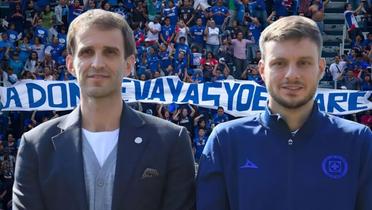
<box><xmin>269</xmin><ymin>100</ymin><xmax>314</xmax><ymax>132</ymax></box>
<box><xmin>80</xmin><ymin>96</ymin><xmax>123</xmax><ymax>132</ymax></box>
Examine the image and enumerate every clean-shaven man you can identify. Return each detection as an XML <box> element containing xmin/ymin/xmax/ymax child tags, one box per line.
<box><xmin>13</xmin><ymin>9</ymin><xmax>195</xmax><ymax>210</ymax></box>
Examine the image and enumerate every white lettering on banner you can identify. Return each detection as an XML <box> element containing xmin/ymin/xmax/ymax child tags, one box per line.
<box><xmin>0</xmin><ymin>77</ymin><xmax>371</xmax><ymax>116</ymax></box>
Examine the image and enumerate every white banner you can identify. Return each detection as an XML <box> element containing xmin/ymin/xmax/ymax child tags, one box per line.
<box><xmin>0</xmin><ymin>76</ymin><xmax>371</xmax><ymax>116</ymax></box>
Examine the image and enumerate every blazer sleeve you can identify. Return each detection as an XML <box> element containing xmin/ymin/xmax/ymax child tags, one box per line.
<box><xmin>13</xmin><ymin>135</ymin><xmax>46</xmax><ymax>210</ymax></box>
<box><xmin>196</xmin><ymin>128</ymin><xmax>230</xmax><ymax>210</ymax></box>
<box><xmin>161</xmin><ymin>127</ymin><xmax>196</xmax><ymax>210</ymax></box>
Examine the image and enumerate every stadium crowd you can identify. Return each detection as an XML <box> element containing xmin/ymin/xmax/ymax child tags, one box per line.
<box><xmin>0</xmin><ymin>0</ymin><xmax>371</xmax><ymax>208</ymax></box>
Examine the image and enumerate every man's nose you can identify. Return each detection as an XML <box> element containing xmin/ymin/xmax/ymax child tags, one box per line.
<box><xmin>284</xmin><ymin>64</ymin><xmax>300</xmax><ymax>80</ymax></box>
<box><xmin>91</xmin><ymin>53</ymin><xmax>105</xmax><ymax>69</ymax></box>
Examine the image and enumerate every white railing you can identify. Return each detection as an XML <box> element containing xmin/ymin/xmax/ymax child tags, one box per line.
<box><xmin>340</xmin><ymin>24</ymin><xmax>347</xmax><ymax>56</ymax></box>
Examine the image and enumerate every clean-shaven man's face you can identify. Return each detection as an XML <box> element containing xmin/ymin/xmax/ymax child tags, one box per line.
<box><xmin>67</xmin><ymin>27</ymin><xmax>132</xmax><ymax>99</ymax></box>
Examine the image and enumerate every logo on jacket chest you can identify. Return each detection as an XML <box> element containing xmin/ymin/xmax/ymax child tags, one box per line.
<box><xmin>322</xmin><ymin>155</ymin><xmax>348</xmax><ymax>179</ymax></box>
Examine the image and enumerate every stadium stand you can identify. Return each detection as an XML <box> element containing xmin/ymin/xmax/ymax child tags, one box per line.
<box><xmin>0</xmin><ymin>0</ymin><xmax>370</xmax><ymax>208</ymax></box>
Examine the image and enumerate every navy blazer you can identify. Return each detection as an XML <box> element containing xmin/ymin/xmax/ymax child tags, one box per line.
<box><xmin>13</xmin><ymin>103</ymin><xmax>195</xmax><ymax>210</ymax></box>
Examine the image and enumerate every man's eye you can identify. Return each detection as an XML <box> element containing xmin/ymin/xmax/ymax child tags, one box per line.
<box><xmin>273</xmin><ymin>62</ymin><xmax>284</xmax><ymax>66</ymax></box>
<box><xmin>106</xmin><ymin>49</ymin><xmax>118</xmax><ymax>55</ymax></box>
<box><xmin>80</xmin><ymin>49</ymin><xmax>93</xmax><ymax>56</ymax></box>
<box><xmin>299</xmin><ymin>60</ymin><xmax>311</xmax><ymax>66</ymax></box>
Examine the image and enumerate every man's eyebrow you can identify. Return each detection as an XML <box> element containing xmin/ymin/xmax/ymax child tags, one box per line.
<box><xmin>78</xmin><ymin>46</ymin><xmax>93</xmax><ymax>53</ymax></box>
<box><xmin>77</xmin><ymin>46</ymin><xmax>121</xmax><ymax>53</ymax></box>
<box><xmin>269</xmin><ymin>57</ymin><xmax>286</xmax><ymax>61</ymax></box>
<box><xmin>103</xmin><ymin>46</ymin><xmax>120</xmax><ymax>52</ymax></box>
<box><xmin>270</xmin><ymin>56</ymin><xmax>314</xmax><ymax>60</ymax></box>
<box><xmin>297</xmin><ymin>56</ymin><xmax>314</xmax><ymax>60</ymax></box>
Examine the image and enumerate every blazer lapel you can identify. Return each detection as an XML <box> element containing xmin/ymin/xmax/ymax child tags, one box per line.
<box><xmin>52</xmin><ymin>107</ymin><xmax>88</xmax><ymax>210</ymax></box>
<box><xmin>112</xmin><ymin>103</ymin><xmax>148</xmax><ymax>210</ymax></box>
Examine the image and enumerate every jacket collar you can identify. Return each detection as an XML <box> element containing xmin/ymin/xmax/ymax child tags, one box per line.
<box><xmin>57</xmin><ymin>105</ymin><xmax>81</xmax><ymax>131</ymax></box>
<box><xmin>259</xmin><ymin>101</ymin><xmax>325</xmax><ymax>140</ymax></box>
<box><xmin>52</xmin><ymin>105</ymin><xmax>86</xmax><ymax>210</ymax></box>
<box><xmin>112</xmin><ymin>103</ymin><xmax>149</xmax><ymax>210</ymax></box>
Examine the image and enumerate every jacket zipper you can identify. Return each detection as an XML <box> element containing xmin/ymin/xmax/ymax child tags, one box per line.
<box><xmin>288</xmin><ymin>136</ymin><xmax>294</xmax><ymax>210</ymax></box>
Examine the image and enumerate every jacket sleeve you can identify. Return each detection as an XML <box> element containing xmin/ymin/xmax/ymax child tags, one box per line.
<box><xmin>161</xmin><ymin>127</ymin><xmax>196</xmax><ymax>210</ymax></box>
<box><xmin>356</xmin><ymin>127</ymin><xmax>372</xmax><ymax>210</ymax></box>
<box><xmin>196</xmin><ymin>128</ymin><xmax>230</xmax><ymax>210</ymax></box>
<box><xmin>12</xmin><ymin>135</ymin><xmax>46</xmax><ymax>210</ymax></box>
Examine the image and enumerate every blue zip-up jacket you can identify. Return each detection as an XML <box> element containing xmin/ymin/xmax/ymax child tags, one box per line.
<box><xmin>196</xmin><ymin>104</ymin><xmax>372</xmax><ymax>210</ymax></box>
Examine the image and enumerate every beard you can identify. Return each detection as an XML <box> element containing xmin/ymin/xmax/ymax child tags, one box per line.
<box><xmin>267</xmin><ymin>83</ymin><xmax>317</xmax><ymax>109</ymax></box>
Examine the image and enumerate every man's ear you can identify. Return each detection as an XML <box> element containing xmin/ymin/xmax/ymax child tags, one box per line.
<box><xmin>124</xmin><ymin>55</ymin><xmax>136</xmax><ymax>77</ymax></box>
<box><xmin>318</xmin><ymin>57</ymin><xmax>326</xmax><ymax>80</ymax></box>
<box><xmin>66</xmin><ymin>54</ymin><xmax>76</xmax><ymax>77</ymax></box>
<box><xmin>258</xmin><ymin>59</ymin><xmax>266</xmax><ymax>83</ymax></box>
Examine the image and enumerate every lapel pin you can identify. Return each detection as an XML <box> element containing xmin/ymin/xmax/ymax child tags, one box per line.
<box><xmin>134</xmin><ymin>137</ymin><xmax>143</xmax><ymax>144</ymax></box>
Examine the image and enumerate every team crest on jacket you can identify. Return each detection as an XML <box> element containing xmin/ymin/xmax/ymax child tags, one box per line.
<box><xmin>322</xmin><ymin>155</ymin><xmax>348</xmax><ymax>179</ymax></box>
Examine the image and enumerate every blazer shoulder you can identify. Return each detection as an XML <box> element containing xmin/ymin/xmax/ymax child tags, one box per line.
<box><xmin>132</xmin><ymin>109</ymin><xmax>184</xmax><ymax>133</ymax></box>
<box><xmin>129</xmin><ymin>109</ymin><xmax>190</xmax><ymax>146</ymax></box>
